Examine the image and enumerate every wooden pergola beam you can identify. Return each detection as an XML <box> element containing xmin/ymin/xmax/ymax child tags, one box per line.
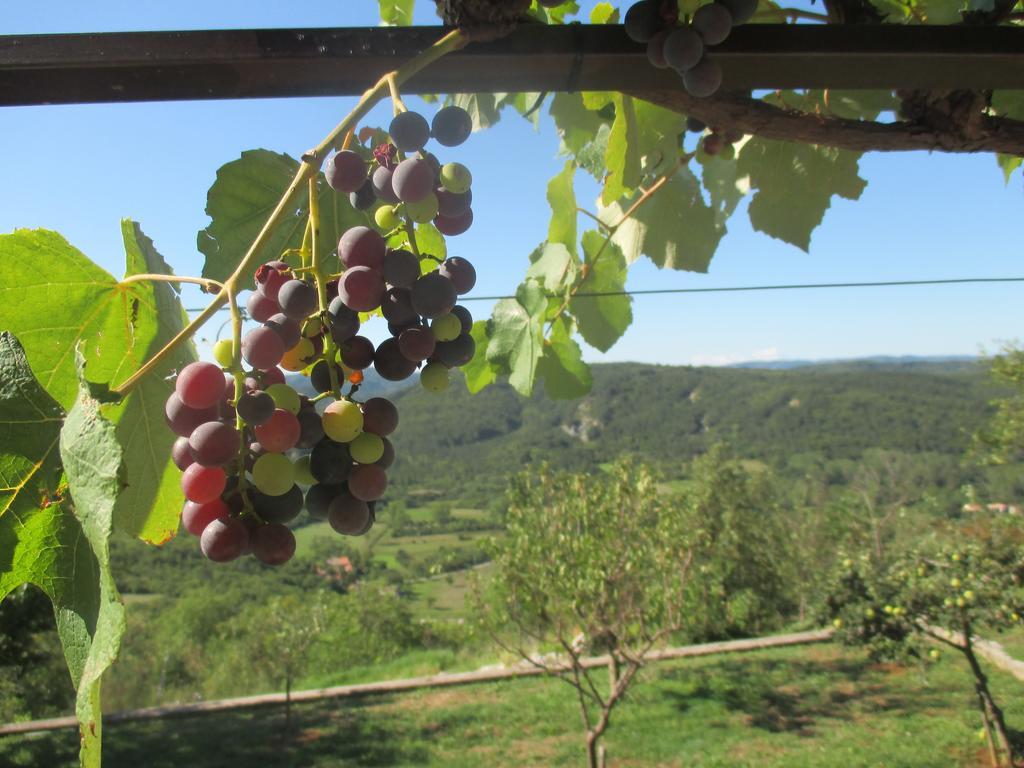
<box><xmin>3</xmin><ymin>24</ymin><xmax>1024</xmax><ymax>107</ymax></box>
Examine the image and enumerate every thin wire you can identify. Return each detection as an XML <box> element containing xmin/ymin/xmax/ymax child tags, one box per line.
<box><xmin>183</xmin><ymin>276</ymin><xmax>1024</xmax><ymax>312</ymax></box>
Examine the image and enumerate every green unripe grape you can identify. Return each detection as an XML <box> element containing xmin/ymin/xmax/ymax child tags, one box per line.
<box><xmin>832</xmin><ymin>618</ymin><xmax>842</xmax><ymax>629</ymax></box>
<box><xmin>350</xmin><ymin>432</ymin><xmax>384</xmax><ymax>464</ymax></box>
<box><xmin>955</xmin><ymin>597</ymin><xmax>966</xmax><ymax>608</ymax></box>
<box><xmin>252</xmin><ymin>453</ymin><xmax>296</xmax><ymax>497</ymax></box>
<box><xmin>406</xmin><ymin>192</ymin><xmax>439</xmax><ymax>224</ymax></box>
<box><xmin>213</xmin><ymin>339</ymin><xmax>234</xmax><ymax>368</ymax></box>
<box><xmin>375</xmin><ymin>205</ymin><xmax>401</xmax><ymax>230</ymax></box>
<box><xmin>322</xmin><ymin>399</ymin><xmax>363</xmax><ymax>442</ymax></box>
<box><xmin>294</xmin><ymin>455</ymin><xmax>316</xmax><ymax>486</ymax></box>
<box><xmin>950</xmin><ymin>577</ymin><xmax>961</xmax><ymax>589</ymax></box>
<box><xmin>929</xmin><ymin>649</ymin><xmax>940</xmax><ymax>660</ymax></box>
<box><xmin>421</xmin><ymin>362</ymin><xmax>449</xmax><ymax>393</ymax></box>
<box><xmin>440</xmin><ymin>162</ymin><xmax>472</xmax><ymax>194</ymax></box>
<box><xmin>431</xmin><ymin>313</ymin><xmax>461</xmax><ymax>342</ymax></box>
<box><xmin>864</xmin><ymin>608</ymin><xmax>875</xmax><ymax>619</ymax></box>
<box><xmin>266</xmin><ymin>383</ymin><xmax>301</xmax><ymax>414</ymax></box>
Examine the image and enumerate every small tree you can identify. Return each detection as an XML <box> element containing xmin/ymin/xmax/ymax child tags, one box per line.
<box><xmin>825</xmin><ymin>520</ymin><xmax>1024</xmax><ymax>767</ymax></box>
<box><xmin>473</xmin><ymin>460</ymin><xmax>693</xmax><ymax>768</ymax></box>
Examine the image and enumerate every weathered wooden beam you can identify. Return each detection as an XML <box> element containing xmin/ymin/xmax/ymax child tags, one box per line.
<box><xmin>3</xmin><ymin>25</ymin><xmax>1024</xmax><ymax>107</ymax></box>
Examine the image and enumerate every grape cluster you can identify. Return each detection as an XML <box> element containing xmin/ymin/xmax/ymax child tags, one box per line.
<box><xmin>626</xmin><ymin>0</ymin><xmax>758</xmax><ymax>98</ymax></box>
<box><xmin>687</xmin><ymin>118</ymin><xmax>743</xmax><ymax>158</ymax></box>
<box><xmin>166</xmin><ymin>105</ymin><xmax>479</xmax><ymax>567</ymax></box>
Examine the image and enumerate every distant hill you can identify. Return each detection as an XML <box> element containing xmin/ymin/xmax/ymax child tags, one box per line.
<box><xmin>729</xmin><ymin>355</ymin><xmax>981</xmax><ymax>372</ymax></box>
<box><xmin>384</xmin><ymin>361</ymin><xmax>1005</xmax><ymax>499</ymax></box>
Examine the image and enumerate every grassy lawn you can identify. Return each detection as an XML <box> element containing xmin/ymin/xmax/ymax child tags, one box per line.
<box><xmin>405</xmin><ymin>562</ymin><xmax>493</xmax><ymax>619</ymax></box>
<box><xmin>5</xmin><ymin>643</ymin><xmax>1022</xmax><ymax>767</ymax></box>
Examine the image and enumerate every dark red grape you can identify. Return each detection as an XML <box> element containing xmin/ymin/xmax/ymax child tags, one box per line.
<box><xmin>327</xmin><ymin>297</ymin><xmax>360</xmax><ymax>343</ymax></box>
<box><xmin>246</xmin><ymin>291</ymin><xmax>279</xmax><ymax>323</ymax></box>
<box><xmin>376</xmin><ymin>437</ymin><xmax>395</xmax><ymax>469</ymax></box>
<box><xmin>241</xmin><ymin>326</ymin><xmax>286</xmax><ymax>370</ymax></box>
<box><xmin>372</xmin><ymin>165</ymin><xmax>399</xmax><ymax>204</ymax></box>
<box><xmin>380</xmin><ymin>287</ymin><xmax>418</xmax><ymax>327</ymax></box>
<box><xmin>451</xmin><ymin>305</ymin><xmax>473</xmax><ymax>334</ymax></box>
<box><xmin>431</xmin><ymin>106</ymin><xmax>472</xmax><ymax>147</ymax></box>
<box><xmin>382</xmin><ymin>249</ymin><xmax>420</xmax><ymax>289</ymax></box>
<box><xmin>165</xmin><ymin>393</ymin><xmax>219</xmax><ymax>437</ymax></box>
<box><xmin>439</xmin><ymin>257</ymin><xmax>476</xmax><ymax>295</ymax></box>
<box><xmin>684</xmin><ymin>56</ymin><xmax>723</xmax><ymax>98</ymax></box>
<box><xmin>175</xmin><ymin>361</ymin><xmax>225</xmax><ymax>410</ymax></box>
<box><xmin>325</xmin><ymin>149</ymin><xmax>367</xmax><ymax>193</ymax></box>
<box><xmin>200</xmin><ymin>517</ymin><xmax>249</xmax><ymax>562</ymax></box>
<box><xmin>237</xmin><ymin>390</ymin><xmax>275</xmax><ymax>425</ymax></box>
<box><xmin>624</xmin><ymin>0</ymin><xmax>661</xmax><ymax>43</ymax></box>
<box><xmin>264</xmin><ymin>313</ymin><xmax>302</xmax><ymax>349</ymax></box>
<box><xmin>398</xmin><ymin>326</ymin><xmax>436</xmax><ymax>363</ymax></box>
<box><xmin>693</xmin><ymin>3</ymin><xmax>732</xmax><ymax>45</ymax></box>
<box><xmin>255</xmin><ymin>261</ymin><xmax>291</xmax><ymax>302</ymax></box>
<box><xmin>411</xmin><ymin>273</ymin><xmax>457</xmax><ymax>319</ymax></box>
<box><xmin>391</xmin><ymin>158</ymin><xmax>434</xmax><ymax>203</ymax></box>
<box><xmin>172</xmin><ymin>436</ymin><xmax>194</xmax><ymax>471</ymax></box>
<box><xmin>297</xmin><ymin>408</ymin><xmax>326</xmax><ymax>449</ymax></box>
<box><xmin>310</xmin><ymin>360</ymin><xmax>340</xmax><ymax>393</ymax></box>
<box><xmin>361</xmin><ymin>397</ymin><xmax>399</xmax><ymax>436</ymax></box>
<box><xmin>277</xmin><ymin>280</ymin><xmax>318</xmax><ymax>321</ymax></box>
<box><xmin>328</xmin><ymin>493</ymin><xmax>371</xmax><ymax>535</ymax></box>
<box><xmin>433</xmin><ymin>333</ymin><xmax>476</xmax><ymax>368</ymax></box>
<box><xmin>647</xmin><ymin>29</ymin><xmax>671</xmax><ymax>68</ymax></box>
<box><xmin>348</xmin><ymin>464</ymin><xmax>388</xmax><ymax>502</ymax></box>
<box><xmin>664</xmin><ymin>27</ymin><xmax>703</xmax><ymax>72</ymax></box>
<box><xmin>373</xmin><ymin>338</ymin><xmax>418</xmax><ymax>381</ymax></box>
<box><xmin>349</xmin><ymin>179</ymin><xmax>376</xmax><ymax>211</ymax></box>
<box><xmin>339</xmin><ymin>335</ymin><xmax>376</xmax><ymax>370</ymax></box>
<box><xmin>434</xmin><ymin>208</ymin><xmax>473</xmax><ymax>236</ymax></box>
<box><xmin>182</xmin><ymin>498</ymin><xmax>229</xmax><ymax>536</ymax></box>
<box><xmin>389</xmin><ymin>110</ymin><xmax>430</xmax><ymax>152</ymax></box>
<box><xmin>189</xmin><ymin>421</ymin><xmax>239</xmax><ymax>467</ymax></box>
<box><xmin>250</xmin><ymin>484</ymin><xmax>303</xmax><ymax>524</ymax></box>
<box><xmin>339</xmin><ymin>226</ymin><xmax>386</xmax><ymax>270</ymax></box>
<box><xmin>306</xmin><ymin>483</ymin><xmax>344</xmax><ymax>520</ymax></box>
<box><xmin>251</xmin><ymin>523</ymin><xmax>296</xmax><ymax>565</ymax></box>
<box><xmin>254</xmin><ymin>409</ymin><xmax>301</xmax><ymax>452</ymax></box>
<box><xmin>181</xmin><ymin>463</ymin><xmax>226</xmax><ymax>504</ymax></box>
<box><xmin>261</xmin><ymin>367</ymin><xmax>285</xmax><ymax>388</ymax></box>
<box><xmin>436</xmin><ymin>187</ymin><xmax>472</xmax><ymax>218</ymax></box>
<box><xmin>339</xmin><ymin>266</ymin><xmax>385</xmax><ymax>313</ymax></box>
<box><xmin>310</xmin><ymin>438</ymin><xmax>353</xmax><ymax>484</ymax></box>
<box><xmin>702</xmin><ymin>133</ymin><xmax>724</xmax><ymax>156</ymax></box>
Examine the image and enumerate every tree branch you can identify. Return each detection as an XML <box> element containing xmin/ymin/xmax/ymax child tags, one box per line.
<box><xmin>626</xmin><ymin>89</ymin><xmax>1024</xmax><ymax>156</ymax></box>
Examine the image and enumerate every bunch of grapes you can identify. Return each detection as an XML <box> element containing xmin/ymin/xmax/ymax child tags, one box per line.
<box><xmin>626</xmin><ymin>0</ymin><xmax>758</xmax><ymax>98</ymax></box>
<box><xmin>166</xmin><ymin>104</ymin><xmax>479</xmax><ymax>566</ymax></box>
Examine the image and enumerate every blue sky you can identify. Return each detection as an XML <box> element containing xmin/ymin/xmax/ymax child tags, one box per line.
<box><xmin>2</xmin><ymin>1</ymin><xmax>1022</xmax><ymax>366</ymax></box>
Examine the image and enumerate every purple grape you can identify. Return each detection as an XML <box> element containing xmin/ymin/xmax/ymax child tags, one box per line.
<box><xmin>325</xmin><ymin>149</ymin><xmax>367</xmax><ymax>193</ymax></box>
<box><xmin>436</xmin><ymin>188</ymin><xmax>472</xmax><ymax>218</ymax></box>
<box><xmin>664</xmin><ymin>27</ymin><xmax>703</xmax><ymax>72</ymax></box>
<box><xmin>431</xmin><ymin>106</ymin><xmax>472</xmax><ymax>147</ymax></box>
<box><xmin>327</xmin><ymin>296</ymin><xmax>360</xmax><ymax>343</ymax></box>
<box><xmin>398</xmin><ymin>326</ymin><xmax>436</xmax><ymax>363</ymax></box>
<box><xmin>188</xmin><ymin>421</ymin><xmax>239</xmax><ymax>467</ymax></box>
<box><xmin>181</xmin><ymin>498</ymin><xmax>228</xmax><ymax>537</ymax></box>
<box><xmin>382</xmin><ymin>249</ymin><xmax>420</xmax><ymax>289</ymax></box>
<box><xmin>647</xmin><ymin>29</ymin><xmax>671</xmax><ymax>68</ymax></box>
<box><xmin>347</xmin><ymin>464</ymin><xmax>388</xmax><ymax>502</ymax></box>
<box><xmin>251</xmin><ymin>523</ymin><xmax>296</xmax><ymax>566</ymax></box>
<box><xmin>306</xmin><ymin>483</ymin><xmax>344</xmax><ymax>520</ymax></box>
<box><xmin>339</xmin><ymin>226</ymin><xmax>386</xmax><ymax>270</ymax></box>
<box><xmin>349</xmin><ymin>179</ymin><xmax>376</xmax><ymax>211</ymax></box>
<box><xmin>311</xmin><ymin>360</ymin><xmax>339</xmax><ymax>393</ymax></box>
<box><xmin>241</xmin><ymin>326</ymin><xmax>286</xmax><ymax>370</ymax></box>
<box><xmin>328</xmin><ymin>493</ymin><xmax>371</xmax><ymax>535</ymax></box>
<box><xmin>172</xmin><ymin>436</ymin><xmax>194</xmax><ymax>471</ymax></box>
<box><xmin>165</xmin><ymin>393</ymin><xmax>219</xmax><ymax>437</ymax></box>
<box><xmin>361</xmin><ymin>397</ymin><xmax>399</xmax><ymax>437</ymax></box>
<box><xmin>200</xmin><ymin>517</ymin><xmax>249</xmax><ymax>562</ymax></box>
<box><xmin>265</xmin><ymin>313</ymin><xmax>301</xmax><ymax>349</ymax></box>
<box><xmin>246</xmin><ymin>291</ymin><xmax>279</xmax><ymax>323</ymax></box>
<box><xmin>411</xmin><ymin>273</ymin><xmax>457</xmax><ymax>319</ymax></box>
<box><xmin>380</xmin><ymin>287</ymin><xmax>419</xmax><ymax>327</ymax></box>
<box><xmin>439</xmin><ymin>257</ymin><xmax>476</xmax><ymax>295</ymax></box>
<box><xmin>310</xmin><ymin>439</ymin><xmax>353</xmax><ymax>484</ymax></box>
<box><xmin>433</xmin><ymin>333</ymin><xmax>476</xmax><ymax>368</ymax></box>
<box><xmin>250</xmin><ymin>484</ymin><xmax>303</xmax><ymax>524</ymax></box>
<box><xmin>237</xmin><ymin>390</ymin><xmax>275</xmax><ymax>425</ymax></box>
<box><xmin>297</xmin><ymin>408</ymin><xmax>326</xmax><ymax>449</ymax></box>
<box><xmin>339</xmin><ymin>335</ymin><xmax>376</xmax><ymax>370</ymax></box>
<box><xmin>255</xmin><ymin>261</ymin><xmax>291</xmax><ymax>302</ymax></box>
<box><xmin>693</xmin><ymin>4</ymin><xmax>733</xmax><ymax>45</ymax></box>
<box><xmin>434</xmin><ymin>208</ymin><xmax>473</xmax><ymax>236</ymax></box>
<box><xmin>373</xmin><ymin>338</ymin><xmax>418</xmax><ymax>381</ymax></box>
<box><xmin>372</xmin><ymin>165</ymin><xmax>399</xmax><ymax>204</ymax></box>
<box><xmin>389</xmin><ymin>111</ymin><xmax>430</xmax><ymax>152</ymax></box>
<box><xmin>391</xmin><ymin>158</ymin><xmax>434</xmax><ymax>203</ymax></box>
<box><xmin>451</xmin><ymin>305</ymin><xmax>473</xmax><ymax>335</ymax></box>
<box><xmin>684</xmin><ymin>56</ymin><xmax>723</xmax><ymax>98</ymax></box>
<box><xmin>376</xmin><ymin>437</ymin><xmax>395</xmax><ymax>470</ymax></box>
<box><xmin>277</xmin><ymin>280</ymin><xmax>318</xmax><ymax>321</ymax></box>
<box><xmin>624</xmin><ymin>0</ymin><xmax>661</xmax><ymax>43</ymax></box>
<box><xmin>339</xmin><ymin>266</ymin><xmax>385</xmax><ymax>313</ymax></box>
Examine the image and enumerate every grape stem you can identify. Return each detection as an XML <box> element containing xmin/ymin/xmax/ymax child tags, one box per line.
<box><xmin>386</xmin><ymin>75</ymin><xmax>408</xmax><ymax>116</ymax></box>
<box><xmin>111</xmin><ymin>27</ymin><xmax>469</xmax><ymax>397</ymax></box>
<box><xmin>308</xmin><ymin>176</ymin><xmax>342</xmax><ymax>399</ymax></box>
<box><xmin>119</xmin><ymin>273</ymin><xmax>224</xmax><ymax>293</ymax></box>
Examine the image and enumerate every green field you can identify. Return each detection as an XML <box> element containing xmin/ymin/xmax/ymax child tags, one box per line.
<box><xmin>5</xmin><ymin>643</ymin><xmax>1022</xmax><ymax>767</ymax></box>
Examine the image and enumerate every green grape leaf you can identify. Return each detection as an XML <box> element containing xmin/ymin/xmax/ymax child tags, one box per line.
<box><xmin>602</xmin><ymin>94</ymin><xmax>642</xmax><ymax>205</ymax></box>
<box><xmin>997</xmin><ymin>154</ymin><xmax>1023</xmax><ymax>184</ymax></box>
<box><xmin>538</xmin><ymin>316</ymin><xmax>592</xmax><ymax>399</ymax></box>
<box><xmin>108</xmin><ymin>221</ymin><xmax>196</xmax><ymax>544</ymax></box>
<box><xmin>0</xmin><ymin>333</ymin><xmax>123</xmax><ymax>768</ymax></box>
<box><xmin>600</xmin><ymin>165</ymin><xmax>722</xmax><ymax>272</ymax></box>
<box><xmin>378</xmin><ymin>0</ymin><xmax>415</xmax><ymax>25</ymax></box>
<box><xmin>461</xmin><ymin>321</ymin><xmax>498</xmax><ymax>394</ymax></box>
<box><xmin>737</xmin><ymin>137</ymin><xmax>866</xmax><ymax>252</ymax></box>
<box><xmin>197</xmin><ymin>150</ymin><xmax>309</xmax><ymax>282</ymax></box>
<box><xmin>590</xmin><ymin>2</ymin><xmax>620</xmax><ymax>23</ymax></box>
<box><xmin>699</xmin><ymin>146</ymin><xmax>749</xmax><ymax>227</ymax></box>
<box><xmin>550</xmin><ymin>92</ymin><xmax>607</xmax><ymax>158</ymax></box>
<box><xmin>499</xmin><ymin>92</ymin><xmax>546</xmax><ymax>128</ymax></box>
<box><xmin>414</xmin><ymin>222</ymin><xmax>448</xmax><ymax>262</ymax></box>
<box><xmin>569</xmin><ymin>230</ymin><xmax>632</xmax><ymax>352</ymax></box>
<box><xmin>486</xmin><ymin>279</ymin><xmax>547</xmax><ymax>396</ymax></box>
<box><xmin>528</xmin><ymin>242</ymin><xmax>579</xmax><ymax>293</ymax></box>
<box><xmin>451</xmin><ymin>93</ymin><xmax>501</xmax><ymax>131</ymax></box>
<box><xmin>816</xmin><ymin>90</ymin><xmax>899</xmax><ymax>121</ymax></box>
<box><xmin>582</xmin><ymin>92</ymin><xmax>616</xmax><ymax>112</ymax></box>
<box><xmin>529</xmin><ymin>1</ymin><xmax>580</xmax><ymax>23</ymax></box>
<box><xmin>632</xmin><ymin>99</ymin><xmax>687</xmax><ymax>177</ymax></box>
<box><xmin>59</xmin><ymin>366</ymin><xmax>127</xmax><ymax>768</ymax></box>
<box><xmin>547</xmin><ymin>160</ymin><xmax>578</xmax><ymax>256</ymax></box>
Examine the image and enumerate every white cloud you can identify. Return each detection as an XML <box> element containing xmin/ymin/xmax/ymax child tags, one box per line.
<box><xmin>688</xmin><ymin>346</ymin><xmax>781</xmax><ymax>367</ymax></box>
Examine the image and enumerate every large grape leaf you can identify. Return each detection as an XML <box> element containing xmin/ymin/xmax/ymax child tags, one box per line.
<box><xmin>602</xmin><ymin>95</ymin><xmax>641</xmax><ymax>205</ymax></box>
<box><xmin>59</xmin><ymin>369</ymin><xmax>127</xmax><ymax>768</ymax></box>
<box><xmin>109</xmin><ymin>222</ymin><xmax>196</xmax><ymax>544</ymax></box>
<box><xmin>737</xmin><ymin>137</ymin><xmax>866</xmax><ymax>252</ymax></box>
<box><xmin>699</xmin><ymin>146</ymin><xmax>749</xmax><ymax>228</ymax></box>
<box><xmin>549</xmin><ymin>92</ymin><xmax>607</xmax><ymax>158</ymax></box>
<box><xmin>486</xmin><ymin>279</ymin><xmax>547</xmax><ymax>396</ymax></box>
<box><xmin>569</xmin><ymin>230</ymin><xmax>632</xmax><ymax>352</ymax></box>
<box><xmin>0</xmin><ymin>333</ymin><xmax>125</xmax><ymax>768</ymax></box>
<box><xmin>197</xmin><ymin>150</ymin><xmax>366</xmax><ymax>282</ymax></box>
<box><xmin>600</xmin><ymin>165</ymin><xmax>722</xmax><ymax>272</ymax></box>
<box><xmin>632</xmin><ymin>99</ymin><xmax>687</xmax><ymax>177</ymax></box>
<box><xmin>528</xmin><ymin>243</ymin><xmax>579</xmax><ymax>293</ymax></box>
<box><xmin>461</xmin><ymin>321</ymin><xmax>497</xmax><ymax>394</ymax></box>
<box><xmin>547</xmin><ymin>160</ymin><xmax>578</xmax><ymax>256</ymax></box>
<box><xmin>538</xmin><ymin>316</ymin><xmax>592</xmax><ymax>399</ymax></box>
